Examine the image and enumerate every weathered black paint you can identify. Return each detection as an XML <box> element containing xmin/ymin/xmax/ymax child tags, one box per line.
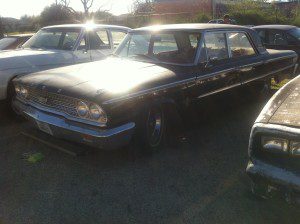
<box><xmin>14</xmin><ymin>24</ymin><xmax>298</xmax><ymax>129</ymax></box>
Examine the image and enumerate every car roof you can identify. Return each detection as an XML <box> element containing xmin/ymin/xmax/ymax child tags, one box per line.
<box><xmin>8</xmin><ymin>33</ymin><xmax>34</xmax><ymax>37</ymax></box>
<box><xmin>42</xmin><ymin>24</ymin><xmax>131</xmax><ymax>31</ymax></box>
<box><xmin>133</xmin><ymin>23</ymin><xmax>248</xmax><ymax>32</ymax></box>
<box><xmin>253</xmin><ymin>25</ymin><xmax>297</xmax><ymax>31</ymax></box>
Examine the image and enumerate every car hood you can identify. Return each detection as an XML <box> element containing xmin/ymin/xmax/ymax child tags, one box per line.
<box><xmin>0</xmin><ymin>49</ymin><xmax>73</xmax><ymax>71</ymax></box>
<box><xmin>16</xmin><ymin>57</ymin><xmax>181</xmax><ymax>103</ymax></box>
<box><xmin>256</xmin><ymin>75</ymin><xmax>300</xmax><ymax>128</ymax></box>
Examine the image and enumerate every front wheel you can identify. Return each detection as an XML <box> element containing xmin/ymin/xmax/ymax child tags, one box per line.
<box><xmin>136</xmin><ymin>104</ymin><xmax>166</xmax><ymax>152</ymax></box>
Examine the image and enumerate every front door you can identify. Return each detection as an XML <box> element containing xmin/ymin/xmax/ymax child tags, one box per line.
<box><xmin>73</xmin><ymin>33</ymin><xmax>91</xmax><ymax>63</ymax></box>
<box><xmin>194</xmin><ymin>32</ymin><xmax>241</xmax><ymax>99</ymax></box>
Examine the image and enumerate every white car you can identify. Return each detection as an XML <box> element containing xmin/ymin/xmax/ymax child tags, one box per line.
<box><xmin>0</xmin><ymin>24</ymin><xmax>130</xmax><ymax>101</ymax></box>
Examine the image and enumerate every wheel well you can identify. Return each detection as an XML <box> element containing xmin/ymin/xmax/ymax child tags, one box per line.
<box><xmin>6</xmin><ymin>76</ymin><xmax>18</xmax><ymax>99</ymax></box>
<box><xmin>145</xmin><ymin>98</ymin><xmax>182</xmax><ymax>128</ymax></box>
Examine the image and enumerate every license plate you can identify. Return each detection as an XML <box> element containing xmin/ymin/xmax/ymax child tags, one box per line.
<box><xmin>36</xmin><ymin>121</ymin><xmax>53</xmax><ymax>136</ymax></box>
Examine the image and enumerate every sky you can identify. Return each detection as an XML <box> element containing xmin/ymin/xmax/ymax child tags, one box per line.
<box><xmin>0</xmin><ymin>0</ymin><xmax>135</xmax><ymax>19</ymax></box>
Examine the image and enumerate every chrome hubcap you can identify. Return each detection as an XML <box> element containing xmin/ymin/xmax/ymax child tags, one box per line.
<box><xmin>147</xmin><ymin>107</ymin><xmax>163</xmax><ymax>147</ymax></box>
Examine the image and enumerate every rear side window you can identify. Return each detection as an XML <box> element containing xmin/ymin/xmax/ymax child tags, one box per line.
<box><xmin>257</xmin><ymin>30</ymin><xmax>267</xmax><ymax>44</ymax></box>
<box><xmin>153</xmin><ymin>34</ymin><xmax>178</xmax><ymax>54</ymax></box>
<box><xmin>267</xmin><ymin>30</ymin><xmax>287</xmax><ymax>45</ymax></box>
<box><xmin>228</xmin><ymin>32</ymin><xmax>255</xmax><ymax>58</ymax></box>
<box><xmin>204</xmin><ymin>32</ymin><xmax>229</xmax><ymax>61</ymax></box>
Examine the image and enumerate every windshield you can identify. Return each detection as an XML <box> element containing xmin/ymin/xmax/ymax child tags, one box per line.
<box><xmin>22</xmin><ymin>28</ymin><xmax>81</xmax><ymax>50</ymax></box>
<box><xmin>115</xmin><ymin>32</ymin><xmax>201</xmax><ymax>65</ymax></box>
<box><xmin>0</xmin><ymin>37</ymin><xmax>17</xmax><ymax>50</ymax></box>
<box><xmin>289</xmin><ymin>28</ymin><xmax>300</xmax><ymax>41</ymax></box>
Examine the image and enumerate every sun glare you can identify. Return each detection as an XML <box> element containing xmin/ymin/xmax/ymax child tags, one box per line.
<box><xmin>85</xmin><ymin>20</ymin><xmax>96</xmax><ymax>30</ymax></box>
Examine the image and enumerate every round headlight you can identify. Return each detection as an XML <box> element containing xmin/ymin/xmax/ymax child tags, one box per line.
<box><xmin>89</xmin><ymin>103</ymin><xmax>107</xmax><ymax>123</ymax></box>
<box><xmin>77</xmin><ymin>101</ymin><xmax>89</xmax><ymax>118</ymax></box>
<box><xmin>20</xmin><ymin>86</ymin><xmax>28</xmax><ymax>98</ymax></box>
<box><xmin>15</xmin><ymin>85</ymin><xmax>21</xmax><ymax>95</ymax></box>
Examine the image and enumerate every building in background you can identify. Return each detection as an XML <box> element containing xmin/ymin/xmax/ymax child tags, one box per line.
<box><xmin>153</xmin><ymin>0</ymin><xmax>212</xmax><ymax>15</ymax></box>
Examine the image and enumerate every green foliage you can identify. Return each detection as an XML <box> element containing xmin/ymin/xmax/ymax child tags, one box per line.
<box><xmin>39</xmin><ymin>4</ymin><xmax>76</xmax><ymax>26</ymax></box>
<box><xmin>227</xmin><ymin>0</ymin><xmax>297</xmax><ymax>26</ymax></box>
<box><xmin>26</xmin><ymin>152</ymin><xmax>44</xmax><ymax>164</ymax></box>
<box><xmin>194</xmin><ymin>13</ymin><xmax>212</xmax><ymax>23</ymax></box>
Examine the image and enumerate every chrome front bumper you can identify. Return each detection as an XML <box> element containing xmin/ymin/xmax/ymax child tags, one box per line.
<box><xmin>247</xmin><ymin>159</ymin><xmax>300</xmax><ymax>192</ymax></box>
<box><xmin>13</xmin><ymin>99</ymin><xmax>135</xmax><ymax>150</ymax></box>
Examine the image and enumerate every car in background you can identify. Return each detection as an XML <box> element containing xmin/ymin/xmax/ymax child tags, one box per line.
<box><xmin>12</xmin><ymin>24</ymin><xmax>298</xmax><ymax>151</ymax></box>
<box><xmin>247</xmin><ymin>75</ymin><xmax>300</xmax><ymax>204</ymax></box>
<box><xmin>0</xmin><ymin>24</ymin><xmax>130</xmax><ymax>102</ymax></box>
<box><xmin>253</xmin><ymin>25</ymin><xmax>300</xmax><ymax>68</ymax></box>
<box><xmin>0</xmin><ymin>34</ymin><xmax>34</xmax><ymax>50</ymax></box>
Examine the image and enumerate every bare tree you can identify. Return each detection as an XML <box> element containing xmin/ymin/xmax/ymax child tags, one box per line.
<box><xmin>80</xmin><ymin>0</ymin><xmax>94</xmax><ymax>17</ymax></box>
<box><xmin>132</xmin><ymin>0</ymin><xmax>154</xmax><ymax>14</ymax></box>
<box><xmin>60</xmin><ymin>0</ymin><xmax>70</xmax><ymax>7</ymax></box>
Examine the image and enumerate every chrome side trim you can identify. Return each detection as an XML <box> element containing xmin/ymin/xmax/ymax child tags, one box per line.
<box><xmin>265</xmin><ymin>55</ymin><xmax>295</xmax><ymax>63</ymax></box>
<box><xmin>197</xmin><ymin>67</ymin><xmax>237</xmax><ymax>81</ymax></box>
<box><xmin>242</xmin><ymin>64</ymin><xmax>296</xmax><ymax>85</ymax></box>
<box><xmin>104</xmin><ymin>59</ymin><xmax>296</xmax><ymax>105</ymax></box>
<box><xmin>238</xmin><ymin>61</ymin><xmax>264</xmax><ymax>69</ymax></box>
<box><xmin>103</xmin><ymin>77</ymin><xmax>196</xmax><ymax>105</ymax></box>
<box><xmin>197</xmin><ymin>82</ymin><xmax>241</xmax><ymax>99</ymax></box>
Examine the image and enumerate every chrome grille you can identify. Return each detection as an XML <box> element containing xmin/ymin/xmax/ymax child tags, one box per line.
<box><xmin>27</xmin><ymin>87</ymin><xmax>78</xmax><ymax>117</ymax></box>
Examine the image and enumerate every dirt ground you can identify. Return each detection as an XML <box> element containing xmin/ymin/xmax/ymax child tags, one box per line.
<box><xmin>1</xmin><ymin>91</ymin><xmax>300</xmax><ymax>224</ymax></box>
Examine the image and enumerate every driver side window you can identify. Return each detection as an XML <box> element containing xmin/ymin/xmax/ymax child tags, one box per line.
<box><xmin>77</xmin><ymin>34</ymin><xmax>88</xmax><ymax>51</ymax></box>
<box><xmin>89</xmin><ymin>29</ymin><xmax>111</xmax><ymax>50</ymax></box>
<box><xmin>62</xmin><ymin>32</ymin><xmax>80</xmax><ymax>50</ymax></box>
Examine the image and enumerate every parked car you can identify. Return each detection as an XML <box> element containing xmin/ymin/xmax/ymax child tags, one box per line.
<box><xmin>0</xmin><ymin>24</ymin><xmax>130</xmax><ymax>102</ymax></box>
<box><xmin>253</xmin><ymin>25</ymin><xmax>300</xmax><ymax>72</ymax></box>
<box><xmin>12</xmin><ymin>24</ymin><xmax>298</xmax><ymax>151</ymax></box>
<box><xmin>246</xmin><ymin>75</ymin><xmax>300</xmax><ymax>203</ymax></box>
<box><xmin>0</xmin><ymin>34</ymin><xmax>34</xmax><ymax>50</ymax></box>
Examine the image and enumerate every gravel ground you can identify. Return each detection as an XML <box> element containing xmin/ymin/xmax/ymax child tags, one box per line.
<box><xmin>1</xmin><ymin>91</ymin><xmax>300</xmax><ymax>224</ymax></box>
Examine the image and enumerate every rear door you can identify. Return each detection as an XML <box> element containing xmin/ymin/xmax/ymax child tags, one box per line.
<box><xmin>227</xmin><ymin>31</ymin><xmax>265</xmax><ymax>84</ymax></box>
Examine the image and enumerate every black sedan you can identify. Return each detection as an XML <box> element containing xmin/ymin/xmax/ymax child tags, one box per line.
<box><xmin>247</xmin><ymin>75</ymin><xmax>300</xmax><ymax>203</ymax></box>
<box><xmin>253</xmin><ymin>25</ymin><xmax>300</xmax><ymax>71</ymax></box>
<box><xmin>0</xmin><ymin>34</ymin><xmax>33</xmax><ymax>50</ymax></box>
<box><xmin>12</xmin><ymin>24</ymin><xmax>298</xmax><ymax>151</ymax></box>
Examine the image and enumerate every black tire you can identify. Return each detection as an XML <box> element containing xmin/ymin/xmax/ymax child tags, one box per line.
<box><xmin>251</xmin><ymin>181</ymin><xmax>269</xmax><ymax>200</ymax></box>
<box><xmin>135</xmin><ymin>104</ymin><xmax>166</xmax><ymax>152</ymax></box>
<box><xmin>4</xmin><ymin>81</ymin><xmax>21</xmax><ymax>119</ymax></box>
